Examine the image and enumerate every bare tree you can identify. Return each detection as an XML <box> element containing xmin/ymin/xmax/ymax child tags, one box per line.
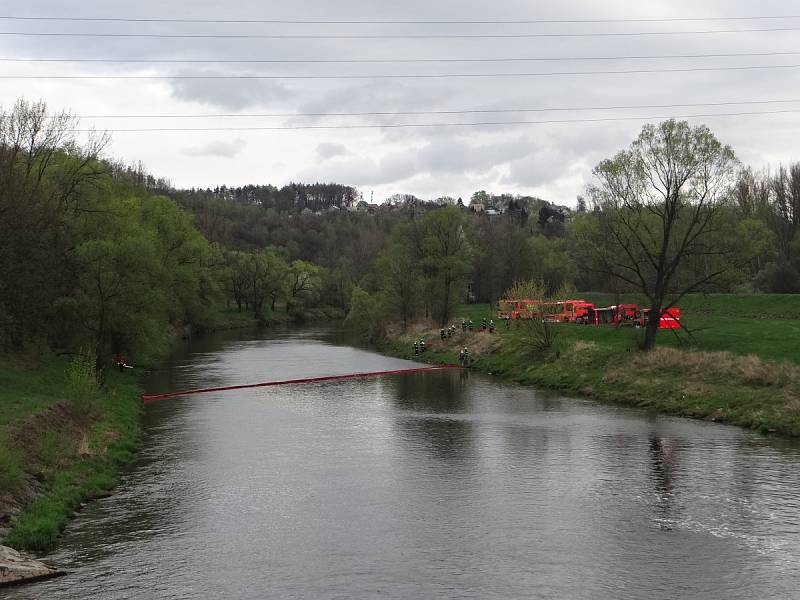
<box><xmin>585</xmin><ymin>120</ymin><xmax>738</xmax><ymax>350</ymax></box>
<box><xmin>0</xmin><ymin>98</ymin><xmax>109</xmax><ymax>349</ymax></box>
<box><xmin>770</xmin><ymin>163</ymin><xmax>800</xmax><ymax>262</ymax></box>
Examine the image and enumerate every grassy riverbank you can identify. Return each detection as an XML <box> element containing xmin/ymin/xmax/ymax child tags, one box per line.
<box><xmin>383</xmin><ymin>294</ymin><xmax>800</xmax><ymax>437</ymax></box>
<box><xmin>0</xmin><ymin>357</ymin><xmax>142</xmax><ymax>552</ymax></box>
<box><xmin>0</xmin><ymin>305</ymin><xmax>346</xmax><ymax>555</ymax></box>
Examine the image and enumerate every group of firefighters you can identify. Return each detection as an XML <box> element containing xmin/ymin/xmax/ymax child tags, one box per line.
<box><xmin>411</xmin><ymin>315</ymin><xmax>501</xmax><ymax>367</ymax></box>
<box><xmin>438</xmin><ymin>318</ymin><xmax>497</xmax><ymax>341</ymax></box>
<box><xmin>413</xmin><ymin>338</ymin><xmax>469</xmax><ymax>366</ymax></box>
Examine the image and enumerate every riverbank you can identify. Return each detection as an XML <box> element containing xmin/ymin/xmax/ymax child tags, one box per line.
<box><xmin>0</xmin><ymin>305</ymin><xmax>345</xmax><ymax>559</ymax></box>
<box><xmin>382</xmin><ymin>316</ymin><xmax>800</xmax><ymax>437</ymax></box>
<box><xmin>0</xmin><ymin>357</ymin><xmax>142</xmax><ymax>554</ymax></box>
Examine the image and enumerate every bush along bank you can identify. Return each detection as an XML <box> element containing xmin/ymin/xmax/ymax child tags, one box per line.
<box><xmin>381</xmin><ymin>321</ymin><xmax>800</xmax><ymax>438</ymax></box>
<box><xmin>0</xmin><ymin>355</ymin><xmax>142</xmax><ymax>554</ymax></box>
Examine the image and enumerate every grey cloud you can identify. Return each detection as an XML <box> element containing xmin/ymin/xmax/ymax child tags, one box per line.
<box><xmin>169</xmin><ymin>77</ymin><xmax>296</xmax><ymax>110</ymax></box>
<box><xmin>316</xmin><ymin>142</ymin><xmax>349</xmax><ymax>159</ymax></box>
<box><xmin>295</xmin><ymin>81</ymin><xmax>449</xmax><ymax>121</ymax></box>
<box><xmin>296</xmin><ymin>134</ymin><xmax>539</xmax><ymax>185</ymax></box>
<box><xmin>7</xmin><ymin>0</ymin><xmax>800</xmax><ymax>204</ymax></box>
<box><xmin>183</xmin><ymin>138</ymin><xmax>247</xmax><ymax>158</ymax></box>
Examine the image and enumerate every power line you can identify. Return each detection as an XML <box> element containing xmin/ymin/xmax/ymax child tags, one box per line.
<box><xmin>2</xmin><ymin>14</ymin><xmax>800</xmax><ymax>24</ymax></box>
<box><xmin>5</xmin><ymin>64</ymin><xmax>800</xmax><ymax>80</ymax></box>
<box><xmin>66</xmin><ymin>99</ymin><xmax>800</xmax><ymax>119</ymax></box>
<box><xmin>0</xmin><ymin>27</ymin><xmax>798</xmax><ymax>39</ymax></box>
<box><xmin>68</xmin><ymin>109</ymin><xmax>800</xmax><ymax>132</ymax></box>
<box><xmin>4</xmin><ymin>51</ymin><xmax>800</xmax><ymax>65</ymax></box>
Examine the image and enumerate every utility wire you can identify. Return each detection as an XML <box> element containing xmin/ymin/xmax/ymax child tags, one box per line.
<box><xmin>68</xmin><ymin>109</ymin><xmax>800</xmax><ymax>132</ymax></box>
<box><xmin>4</xmin><ymin>51</ymin><xmax>800</xmax><ymax>64</ymax></box>
<box><xmin>0</xmin><ymin>27</ymin><xmax>798</xmax><ymax>39</ymax></box>
<box><xmin>5</xmin><ymin>64</ymin><xmax>800</xmax><ymax>79</ymax></box>
<box><xmin>66</xmin><ymin>99</ymin><xmax>800</xmax><ymax>119</ymax></box>
<box><xmin>2</xmin><ymin>15</ymin><xmax>800</xmax><ymax>24</ymax></box>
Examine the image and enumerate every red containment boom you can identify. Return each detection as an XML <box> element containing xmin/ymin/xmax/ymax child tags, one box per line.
<box><xmin>141</xmin><ymin>364</ymin><xmax>462</xmax><ymax>404</ymax></box>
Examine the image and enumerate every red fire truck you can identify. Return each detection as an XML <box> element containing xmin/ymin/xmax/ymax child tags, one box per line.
<box><xmin>497</xmin><ymin>299</ymin><xmax>681</xmax><ymax>330</ymax></box>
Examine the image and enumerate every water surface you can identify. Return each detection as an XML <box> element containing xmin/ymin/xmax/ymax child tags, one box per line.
<box><xmin>8</xmin><ymin>328</ymin><xmax>800</xmax><ymax>599</ymax></box>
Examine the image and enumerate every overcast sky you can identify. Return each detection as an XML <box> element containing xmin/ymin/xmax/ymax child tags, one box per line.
<box><xmin>2</xmin><ymin>1</ymin><xmax>799</xmax><ymax>205</ymax></box>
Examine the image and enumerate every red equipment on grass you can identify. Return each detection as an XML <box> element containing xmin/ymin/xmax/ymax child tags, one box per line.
<box><xmin>497</xmin><ymin>299</ymin><xmax>682</xmax><ymax>330</ymax></box>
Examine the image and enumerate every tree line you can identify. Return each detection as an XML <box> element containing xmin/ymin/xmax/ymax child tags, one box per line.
<box><xmin>3</xmin><ymin>98</ymin><xmax>798</xmax><ymax>363</ymax></box>
<box><xmin>173</xmin><ymin>182</ymin><xmax>360</xmax><ymax>214</ymax></box>
<box><xmin>0</xmin><ymin>101</ymin><xmax>340</xmax><ymax>374</ymax></box>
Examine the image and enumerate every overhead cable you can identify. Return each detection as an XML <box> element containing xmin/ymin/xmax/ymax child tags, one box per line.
<box><xmin>2</xmin><ymin>15</ymin><xmax>800</xmax><ymax>25</ymax></box>
<box><xmin>4</xmin><ymin>64</ymin><xmax>800</xmax><ymax>79</ymax></box>
<box><xmin>4</xmin><ymin>51</ymin><xmax>800</xmax><ymax>64</ymax></box>
<box><xmin>0</xmin><ymin>27</ymin><xmax>798</xmax><ymax>39</ymax></box>
<box><xmin>68</xmin><ymin>109</ymin><xmax>800</xmax><ymax>132</ymax></box>
<box><xmin>65</xmin><ymin>99</ymin><xmax>800</xmax><ymax>119</ymax></box>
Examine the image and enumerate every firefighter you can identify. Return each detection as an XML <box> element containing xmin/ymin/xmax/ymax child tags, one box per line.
<box><xmin>413</xmin><ymin>340</ymin><xmax>418</xmax><ymax>355</ymax></box>
<box><xmin>112</xmin><ymin>353</ymin><xmax>132</xmax><ymax>372</ymax></box>
<box><xmin>505</xmin><ymin>316</ymin><xmax>511</xmax><ymax>329</ymax></box>
<box><xmin>481</xmin><ymin>317</ymin><xmax>487</xmax><ymax>331</ymax></box>
<box><xmin>489</xmin><ymin>319</ymin><xmax>495</xmax><ymax>333</ymax></box>
<box><xmin>420</xmin><ymin>340</ymin><xmax>426</xmax><ymax>353</ymax></box>
<box><xmin>468</xmin><ymin>319</ymin><xmax>474</xmax><ymax>331</ymax></box>
<box><xmin>450</xmin><ymin>325</ymin><xmax>456</xmax><ymax>337</ymax></box>
<box><xmin>461</xmin><ymin>319</ymin><xmax>467</xmax><ymax>332</ymax></box>
<box><xmin>440</xmin><ymin>328</ymin><xmax>446</xmax><ymax>340</ymax></box>
<box><xmin>461</xmin><ymin>347</ymin><xmax>470</xmax><ymax>367</ymax></box>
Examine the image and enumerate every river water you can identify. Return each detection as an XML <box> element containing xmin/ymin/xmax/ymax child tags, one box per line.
<box><xmin>6</xmin><ymin>328</ymin><xmax>800</xmax><ymax>599</ymax></box>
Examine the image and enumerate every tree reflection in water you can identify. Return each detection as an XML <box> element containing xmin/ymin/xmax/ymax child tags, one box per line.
<box><xmin>648</xmin><ymin>437</ymin><xmax>679</xmax><ymax>530</ymax></box>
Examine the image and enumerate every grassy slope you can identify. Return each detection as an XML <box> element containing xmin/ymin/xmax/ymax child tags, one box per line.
<box><xmin>0</xmin><ymin>359</ymin><xmax>70</xmax><ymax>427</ymax></box>
<box><xmin>0</xmin><ymin>360</ymin><xmax>142</xmax><ymax>552</ymax></box>
<box><xmin>384</xmin><ymin>293</ymin><xmax>800</xmax><ymax>437</ymax></box>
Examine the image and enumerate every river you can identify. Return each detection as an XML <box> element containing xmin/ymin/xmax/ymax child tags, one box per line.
<box><xmin>6</xmin><ymin>328</ymin><xmax>800</xmax><ymax>599</ymax></box>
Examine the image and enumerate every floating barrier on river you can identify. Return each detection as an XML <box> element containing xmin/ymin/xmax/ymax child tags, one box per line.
<box><xmin>141</xmin><ymin>364</ymin><xmax>462</xmax><ymax>404</ymax></box>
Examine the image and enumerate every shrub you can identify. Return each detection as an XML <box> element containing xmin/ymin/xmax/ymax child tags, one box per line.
<box><xmin>505</xmin><ymin>279</ymin><xmax>564</xmax><ymax>358</ymax></box>
<box><xmin>344</xmin><ymin>287</ymin><xmax>385</xmax><ymax>342</ymax></box>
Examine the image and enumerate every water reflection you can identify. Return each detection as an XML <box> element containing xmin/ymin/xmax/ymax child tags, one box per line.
<box><xmin>389</xmin><ymin>371</ymin><xmax>477</xmax><ymax>463</ymax></box>
<box><xmin>648</xmin><ymin>437</ymin><xmax>679</xmax><ymax>529</ymax></box>
<box><xmin>390</xmin><ymin>369</ymin><xmax>470</xmax><ymax>413</ymax></box>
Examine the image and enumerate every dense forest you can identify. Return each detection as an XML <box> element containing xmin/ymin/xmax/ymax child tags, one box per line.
<box><xmin>2</xmin><ymin>100</ymin><xmax>798</xmax><ymax>368</ymax></box>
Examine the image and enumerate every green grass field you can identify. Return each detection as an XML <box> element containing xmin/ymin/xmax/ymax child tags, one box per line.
<box><xmin>453</xmin><ymin>293</ymin><xmax>800</xmax><ymax>364</ymax></box>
